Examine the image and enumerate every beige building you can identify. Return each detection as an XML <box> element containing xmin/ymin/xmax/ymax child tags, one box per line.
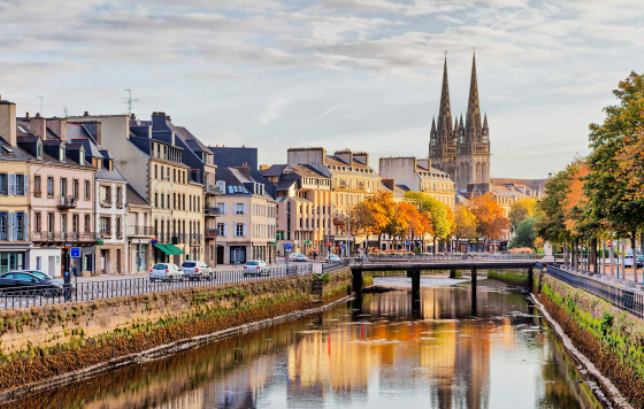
<box><xmin>126</xmin><ymin>186</ymin><xmax>152</xmax><ymax>273</ymax></box>
<box><xmin>214</xmin><ymin>167</ymin><xmax>276</xmax><ymax>264</ymax></box>
<box><xmin>261</xmin><ymin>163</ymin><xmax>331</xmax><ymax>255</ymax></box>
<box><xmin>284</xmin><ymin>147</ymin><xmax>382</xmax><ymax>254</ymax></box>
<box><xmin>379</xmin><ymin>157</ymin><xmax>456</xmax><ymax>208</ymax></box>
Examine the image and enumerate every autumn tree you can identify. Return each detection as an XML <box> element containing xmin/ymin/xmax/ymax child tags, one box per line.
<box><xmin>404</xmin><ymin>192</ymin><xmax>453</xmax><ymax>253</ymax></box>
<box><xmin>509</xmin><ymin>197</ymin><xmax>537</xmax><ymax>228</ymax></box>
<box><xmin>585</xmin><ymin>71</ymin><xmax>644</xmax><ymax>252</ymax></box>
<box><xmin>454</xmin><ymin>205</ymin><xmax>478</xmax><ymax>247</ymax></box>
<box><xmin>354</xmin><ymin>192</ymin><xmax>397</xmax><ymax>250</ymax></box>
<box><xmin>469</xmin><ymin>193</ymin><xmax>510</xmax><ymax>250</ymax></box>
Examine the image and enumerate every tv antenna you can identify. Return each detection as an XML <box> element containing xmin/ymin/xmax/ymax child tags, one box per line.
<box><xmin>124</xmin><ymin>89</ymin><xmax>139</xmax><ymax>114</ymax></box>
<box><xmin>37</xmin><ymin>96</ymin><xmax>44</xmax><ymax>115</ymax></box>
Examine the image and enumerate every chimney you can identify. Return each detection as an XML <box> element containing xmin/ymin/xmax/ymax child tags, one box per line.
<box><xmin>30</xmin><ymin>114</ymin><xmax>47</xmax><ymax>140</ymax></box>
<box><xmin>353</xmin><ymin>152</ymin><xmax>369</xmax><ymax>166</ymax></box>
<box><xmin>48</xmin><ymin>118</ymin><xmax>67</xmax><ymax>140</ymax></box>
<box><xmin>334</xmin><ymin>149</ymin><xmax>353</xmax><ymax>166</ymax></box>
<box><xmin>0</xmin><ymin>97</ymin><xmax>17</xmax><ymax>147</ymax></box>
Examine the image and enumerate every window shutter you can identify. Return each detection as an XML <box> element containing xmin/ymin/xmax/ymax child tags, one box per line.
<box><xmin>7</xmin><ymin>212</ymin><xmax>15</xmax><ymax>241</ymax></box>
<box><xmin>243</xmin><ymin>224</ymin><xmax>248</xmax><ymax>237</ymax></box>
<box><xmin>23</xmin><ymin>212</ymin><xmax>28</xmax><ymax>241</ymax></box>
<box><xmin>8</xmin><ymin>174</ymin><xmax>15</xmax><ymax>195</ymax></box>
<box><xmin>23</xmin><ymin>176</ymin><xmax>28</xmax><ymax>197</ymax></box>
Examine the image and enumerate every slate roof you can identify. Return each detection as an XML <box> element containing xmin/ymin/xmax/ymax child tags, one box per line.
<box><xmin>127</xmin><ymin>185</ymin><xmax>150</xmax><ymax>207</ymax></box>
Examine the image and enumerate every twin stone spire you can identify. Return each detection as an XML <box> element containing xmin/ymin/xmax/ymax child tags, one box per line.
<box><xmin>429</xmin><ymin>53</ymin><xmax>491</xmax><ymax>192</ymax></box>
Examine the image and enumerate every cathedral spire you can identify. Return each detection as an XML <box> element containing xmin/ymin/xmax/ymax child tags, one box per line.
<box><xmin>437</xmin><ymin>54</ymin><xmax>452</xmax><ymax>136</ymax></box>
<box><xmin>466</xmin><ymin>52</ymin><xmax>482</xmax><ymax>135</ymax></box>
<box><xmin>431</xmin><ymin>117</ymin><xmax>436</xmax><ymax>133</ymax></box>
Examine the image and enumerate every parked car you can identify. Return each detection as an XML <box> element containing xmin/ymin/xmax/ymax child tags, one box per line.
<box><xmin>326</xmin><ymin>254</ymin><xmax>341</xmax><ymax>262</ymax></box>
<box><xmin>0</xmin><ymin>271</ymin><xmax>64</xmax><ymax>296</ymax></box>
<box><xmin>181</xmin><ymin>261</ymin><xmax>216</xmax><ymax>280</ymax></box>
<box><xmin>243</xmin><ymin>260</ymin><xmax>270</xmax><ymax>277</ymax></box>
<box><xmin>149</xmin><ymin>263</ymin><xmax>184</xmax><ymax>281</ymax></box>
<box><xmin>624</xmin><ymin>255</ymin><xmax>644</xmax><ymax>267</ymax></box>
<box><xmin>289</xmin><ymin>253</ymin><xmax>309</xmax><ymax>262</ymax></box>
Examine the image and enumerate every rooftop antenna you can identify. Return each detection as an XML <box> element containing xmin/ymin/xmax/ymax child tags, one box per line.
<box><xmin>63</xmin><ymin>107</ymin><xmax>68</xmax><ymax>117</ymax></box>
<box><xmin>124</xmin><ymin>88</ymin><xmax>139</xmax><ymax>114</ymax></box>
<box><xmin>37</xmin><ymin>96</ymin><xmax>44</xmax><ymax>115</ymax></box>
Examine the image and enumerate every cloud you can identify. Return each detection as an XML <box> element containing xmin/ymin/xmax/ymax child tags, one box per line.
<box><xmin>259</xmin><ymin>98</ymin><xmax>288</xmax><ymax>126</ymax></box>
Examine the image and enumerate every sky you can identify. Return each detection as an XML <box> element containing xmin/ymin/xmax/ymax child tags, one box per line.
<box><xmin>1</xmin><ymin>0</ymin><xmax>642</xmax><ymax>178</ymax></box>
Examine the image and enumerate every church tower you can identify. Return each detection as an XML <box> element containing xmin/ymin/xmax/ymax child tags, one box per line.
<box><xmin>430</xmin><ymin>52</ymin><xmax>490</xmax><ymax>192</ymax></box>
<box><xmin>429</xmin><ymin>56</ymin><xmax>457</xmax><ymax>180</ymax></box>
<box><xmin>456</xmin><ymin>52</ymin><xmax>490</xmax><ymax>190</ymax></box>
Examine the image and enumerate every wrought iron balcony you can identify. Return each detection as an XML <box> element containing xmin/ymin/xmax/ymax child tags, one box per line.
<box><xmin>206</xmin><ymin>228</ymin><xmax>219</xmax><ymax>238</ymax></box>
<box><xmin>31</xmin><ymin>231</ymin><xmax>95</xmax><ymax>242</ymax></box>
<box><xmin>57</xmin><ymin>196</ymin><xmax>77</xmax><ymax>210</ymax></box>
<box><xmin>127</xmin><ymin>226</ymin><xmax>154</xmax><ymax>237</ymax></box>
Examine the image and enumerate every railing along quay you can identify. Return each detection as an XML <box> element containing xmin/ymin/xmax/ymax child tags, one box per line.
<box><xmin>0</xmin><ymin>263</ymin><xmax>314</xmax><ymax>310</ymax></box>
<box><xmin>546</xmin><ymin>265</ymin><xmax>644</xmax><ymax>318</ymax></box>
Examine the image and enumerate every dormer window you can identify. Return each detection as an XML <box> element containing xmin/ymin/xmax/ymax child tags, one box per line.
<box><xmin>36</xmin><ymin>140</ymin><xmax>43</xmax><ymax>159</ymax></box>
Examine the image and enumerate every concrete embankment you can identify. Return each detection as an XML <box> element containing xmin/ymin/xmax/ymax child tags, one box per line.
<box><xmin>534</xmin><ymin>271</ymin><xmax>643</xmax><ymax>408</ymax></box>
<box><xmin>0</xmin><ymin>269</ymin><xmax>352</xmax><ymax>401</ymax></box>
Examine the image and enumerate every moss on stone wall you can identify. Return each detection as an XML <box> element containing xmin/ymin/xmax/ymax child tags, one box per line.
<box><xmin>0</xmin><ymin>271</ymin><xmax>352</xmax><ymax>394</ymax></box>
<box><xmin>538</xmin><ymin>274</ymin><xmax>644</xmax><ymax>407</ymax></box>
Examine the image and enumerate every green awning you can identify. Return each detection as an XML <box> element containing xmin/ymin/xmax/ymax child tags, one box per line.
<box><xmin>154</xmin><ymin>243</ymin><xmax>184</xmax><ymax>256</ymax></box>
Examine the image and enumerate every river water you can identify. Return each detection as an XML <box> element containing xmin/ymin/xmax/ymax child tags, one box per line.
<box><xmin>12</xmin><ymin>277</ymin><xmax>602</xmax><ymax>409</ymax></box>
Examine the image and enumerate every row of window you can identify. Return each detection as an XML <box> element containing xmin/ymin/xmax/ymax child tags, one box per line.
<box><xmin>99</xmin><ymin>216</ymin><xmax>124</xmax><ymax>239</ymax></box>
<box><xmin>153</xmin><ymin>163</ymin><xmax>188</xmax><ymax>184</ymax></box>
<box><xmin>215</xmin><ymin>223</ymin><xmax>275</xmax><ymax>239</ymax></box>
<box><xmin>154</xmin><ymin>191</ymin><xmax>201</xmax><ymax>211</ymax></box>
<box><xmin>153</xmin><ymin>218</ymin><xmax>202</xmax><ymax>242</ymax></box>
<box><xmin>99</xmin><ymin>185</ymin><xmax>124</xmax><ymax>208</ymax></box>
<box><xmin>33</xmin><ymin>174</ymin><xmax>92</xmax><ymax>200</ymax></box>
<box><xmin>33</xmin><ymin>211</ymin><xmax>92</xmax><ymax>235</ymax></box>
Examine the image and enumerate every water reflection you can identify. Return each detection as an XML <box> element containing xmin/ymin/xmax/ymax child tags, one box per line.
<box><xmin>9</xmin><ymin>282</ymin><xmax>601</xmax><ymax>409</ymax></box>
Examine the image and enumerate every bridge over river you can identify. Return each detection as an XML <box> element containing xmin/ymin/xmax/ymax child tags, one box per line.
<box><xmin>339</xmin><ymin>255</ymin><xmax>546</xmax><ymax>316</ymax></box>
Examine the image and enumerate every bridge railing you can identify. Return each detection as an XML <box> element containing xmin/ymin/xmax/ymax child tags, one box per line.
<box><xmin>546</xmin><ymin>265</ymin><xmax>643</xmax><ymax>318</ymax></box>
<box><xmin>349</xmin><ymin>253</ymin><xmax>557</xmax><ymax>264</ymax></box>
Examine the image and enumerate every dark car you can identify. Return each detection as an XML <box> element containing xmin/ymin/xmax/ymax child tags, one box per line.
<box><xmin>0</xmin><ymin>271</ymin><xmax>64</xmax><ymax>296</ymax></box>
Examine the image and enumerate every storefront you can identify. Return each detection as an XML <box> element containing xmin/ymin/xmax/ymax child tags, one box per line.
<box><xmin>0</xmin><ymin>250</ymin><xmax>26</xmax><ymax>273</ymax></box>
<box><xmin>229</xmin><ymin>246</ymin><xmax>247</xmax><ymax>264</ymax></box>
<box><xmin>153</xmin><ymin>242</ymin><xmax>184</xmax><ymax>264</ymax></box>
<box><xmin>130</xmin><ymin>242</ymin><xmax>150</xmax><ymax>273</ymax></box>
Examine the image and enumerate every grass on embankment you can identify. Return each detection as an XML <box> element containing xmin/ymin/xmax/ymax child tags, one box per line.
<box><xmin>486</xmin><ymin>270</ymin><xmax>528</xmax><ymax>287</ymax></box>
<box><xmin>538</xmin><ymin>274</ymin><xmax>644</xmax><ymax>407</ymax></box>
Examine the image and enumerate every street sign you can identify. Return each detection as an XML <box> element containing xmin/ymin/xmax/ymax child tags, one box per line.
<box><xmin>284</xmin><ymin>242</ymin><xmax>292</xmax><ymax>252</ymax></box>
<box><xmin>70</xmin><ymin>247</ymin><xmax>81</xmax><ymax>258</ymax></box>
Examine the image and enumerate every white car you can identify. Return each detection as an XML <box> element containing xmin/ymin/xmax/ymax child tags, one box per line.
<box><xmin>149</xmin><ymin>263</ymin><xmax>184</xmax><ymax>281</ymax></box>
<box><xmin>181</xmin><ymin>260</ymin><xmax>216</xmax><ymax>280</ymax></box>
<box><xmin>243</xmin><ymin>260</ymin><xmax>270</xmax><ymax>277</ymax></box>
<box><xmin>289</xmin><ymin>253</ymin><xmax>309</xmax><ymax>262</ymax></box>
<box><xmin>326</xmin><ymin>254</ymin><xmax>341</xmax><ymax>262</ymax></box>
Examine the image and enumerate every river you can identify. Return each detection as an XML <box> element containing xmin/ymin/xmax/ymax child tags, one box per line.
<box><xmin>9</xmin><ymin>277</ymin><xmax>602</xmax><ymax>409</ymax></box>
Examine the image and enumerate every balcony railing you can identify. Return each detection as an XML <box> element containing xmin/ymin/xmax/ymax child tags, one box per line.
<box><xmin>58</xmin><ymin>196</ymin><xmax>77</xmax><ymax>210</ymax></box>
<box><xmin>206</xmin><ymin>228</ymin><xmax>219</xmax><ymax>238</ymax></box>
<box><xmin>99</xmin><ymin>230</ymin><xmax>112</xmax><ymax>239</ymax></box>
<box><xmin>205</xmin><ymin>207</ymin><xmax>222</xmax><ymax>217</ymax></box>
<box><xmin>31</xmin><ymin>231</ymin><xmax>95</xmax><ymax>242</ymax></box>
<box><xmin>100</xmin><ymin>200</ymin><xmax>112</xmax><ymax>208</ymax></box>
<box><xmin>0</xmin><ymin>232</ymin><xmax>27</xmax><ymax>241</ymax></box>
<box><xmin>127</xmin><ymin>226</ymin><xmax>154</xmax><ymax>237</ymax></box>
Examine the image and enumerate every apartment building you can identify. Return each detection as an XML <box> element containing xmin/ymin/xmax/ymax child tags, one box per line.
<box><xmin>379</xmin><ymin>157</ymin><xmax>456</xmax><ymax>208</ymax></box>
<box><xmin>214</xmin><ymin>167</ymin><xmax>276</xmax><ymax>264</ymax></box>
<box><xmin>286</xmin><ymin>148</ymin><xmax>382</xmax><ymax>252</ymax></box>
<box><xmin>261</xmin><ymin>163</ymin><xmax>332</xmax><ymax>255</ymax></box>
<box><xmin>69</xmin><ymin>113</ymin><xmax>205</xmax><ymax>265</ymax></box>
<box><xmin>10</xmin><ymin>114</ymin><xmax>96</xmax><ymax>277</ymax></box>
<box><xmin>0</xmin><ymin>99</ymin><xmax>30</xmax><ymax>272</ymax></box>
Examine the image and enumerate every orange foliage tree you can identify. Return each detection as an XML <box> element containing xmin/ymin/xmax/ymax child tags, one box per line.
<box><xmin>469</xmin><ymin>193</ymin><xmax>510</xmax><ymax>250</ymax></box>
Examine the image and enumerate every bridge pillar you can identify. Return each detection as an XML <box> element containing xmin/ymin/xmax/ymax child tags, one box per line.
<box><xmin>527</xmin><ymin>267</ymin><xmax>533</xmax><ymax>293</ymax></box>
<box><xmin>449</xmin><ymin>269</ymin><xmax>456</xmax><ymax>279</ymax></box>
<box><xmin>407</xmin><ymin>269</ymin><xmax>421</xmax><ymax>317</ymax></box>
<box><xmin>471</xmin><ymin>267</ymin><xmax>477</xmax><ymax>316</ymax></box>
<box><xmin>351</xmin><ymin>270</ymin><xmax>363</xmax><ymax>312</ymax></box>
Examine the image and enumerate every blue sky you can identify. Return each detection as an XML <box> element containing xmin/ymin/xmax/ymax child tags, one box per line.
<box><xmin>1</xmin><ymin>0</ymin><xmax>642</xmax><ymax>178</ymax></box>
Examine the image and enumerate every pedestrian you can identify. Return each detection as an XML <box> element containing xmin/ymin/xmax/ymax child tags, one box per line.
<box><xmin>313</xmin><ymin>251</ymin><xmax>317</xmax><ymax>260</ymax></box>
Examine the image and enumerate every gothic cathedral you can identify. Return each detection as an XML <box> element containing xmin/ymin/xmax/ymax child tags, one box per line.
<box><xmin>429</xmin><ymin>54</ymin><xmax>490</xmax><ymax>193</ymax></box>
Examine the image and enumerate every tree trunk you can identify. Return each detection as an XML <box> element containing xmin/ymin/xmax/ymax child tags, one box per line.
<box><xmin>631</xmin><ymin>230</ymin><xmax>637</xmax><ymax>282</ymax></box>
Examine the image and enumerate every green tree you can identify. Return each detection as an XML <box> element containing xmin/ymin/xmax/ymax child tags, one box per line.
<box><xmin>404</xmin><ymin>192</ymin><xmax>453</xmax><ymax>253</ymax></box>
<box><xmin>509</xmin><ymin>217</ymin><xmax>537</xmax><ymax>249</ymax></box>
<box><xmin>509</xmin><ymin>198</ymin><xmax>536</xmax><ymax>228</ymax></box>
<box><xmin>586</xmin><ymin>71</ymin><xmax>644</xmax><ymax>251</ymax></box>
